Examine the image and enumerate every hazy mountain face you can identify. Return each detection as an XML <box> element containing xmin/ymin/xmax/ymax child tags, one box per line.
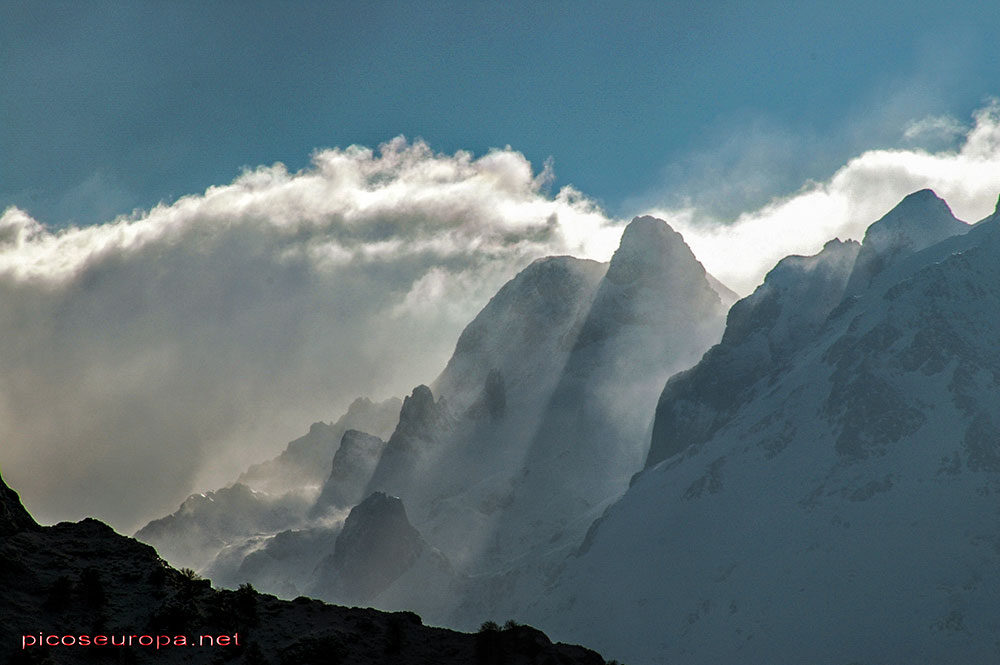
<box><xmin>237</xmin><ymin>397</ymin><xmax>402</xmax><ymax>495</ymax></box>
<box><xmin>134</xmin><ymin>253</ymin><xmax>611</xmax><ymax>603</ymax></box>
<box><xmin>135</xmin><ymin>397</ymin><xmax>401</xmax><ymax>572</ymax></box>
<box><xmin>135</xmin><ymin>215</ymin><xmax>733</xmax><ymax>632</ymax></box>
<box><xmin>483</xmin><ymin>216</ymin><xmax>731</xmax><ymax>565</ymax></box>
<box><xmin>359</xmin><ymin>217</ymin><xmax>730</xmax><ymax>578</ymax></box>
<box><xmin>524</xmin><ymin>191</ymin><xmax>1000</xmax><ymax>665</ymax></box>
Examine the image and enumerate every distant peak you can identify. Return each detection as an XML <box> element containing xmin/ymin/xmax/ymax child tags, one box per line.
<box><xmin>845</xmin><ymin>190</ymin><xmax>967</xmax><ymax>296</ymax></box>
<box><xmin>866</xmin><ymin>190</ymin><xmax>959</xmax><ymax>238</ymax></box>
<box><xmin>821</xmin><ymin>237</ymin><xmax>862</xmax><ymax>253</ymax></box>
<box><xmin>619</xmin><ymin>215</ymin><xmax>682</xmax><ymax>246</ymax></box>
<box><xmin>604</xmin><ymin>215</ymin><xmax>701</xmax><ymax>286</ymax></box>
<box><xmin>330</xmin><ymin>491</ymin><xmax>423</xmax><ymax>600</ymax></box>
<box><xmin>401</xmin><ymin>385</ymin><xmax>435</xmax><ymax>416</ymax></box>
<box><xmin>346</xmin><ymin>397</ymin><xmax>374</xmax><ymax>413</ymax></box>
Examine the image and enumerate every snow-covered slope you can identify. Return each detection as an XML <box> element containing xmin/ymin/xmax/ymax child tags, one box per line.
<box><xmin>843</xmin><ymin>188</ymin><xmax>967</xmax><ymax>297</ymax></box>
<box><xmin>525</xmin><ymin>191</ymin><xmax>999</xmax><ymax>665</ymax></box>
<box><xmin>646</xmin><ymin>236</ymin><xmax>861</xmax><ymax>468</ymax></box>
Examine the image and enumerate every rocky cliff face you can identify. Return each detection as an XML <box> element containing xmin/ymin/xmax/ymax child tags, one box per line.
<box><xmin>364</xmin><ymin>385</ymin><xmax>453</xmax><ymax>502</ymax></box>
<box><xmin>311</xmin><ymin>430</ymin><xmax>387</xmax><ymax>517</ymax></box>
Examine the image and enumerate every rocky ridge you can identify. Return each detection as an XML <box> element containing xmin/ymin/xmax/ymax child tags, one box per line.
<box><xmin>0</xmin><ymin>470</ymin><xmax>605</xmax><ymax>665</ymax></box>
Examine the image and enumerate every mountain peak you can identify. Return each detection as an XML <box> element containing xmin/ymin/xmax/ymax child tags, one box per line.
<box><xmin>604</xmin><ymin>216</ymin><xmax>696</xmax><ymax>285</ymax></box>
<box><xmin>844</xmin><ymin>189</ymin><xmax>967</xmax><ymax>296</ymax></box>
<box><xmin>329</xmin><ymin>492</ymin><xmax>424</xmax><ymax>601</ymax></box>
<box><xmin>0</xmin><ymin>469</ymin><xmax>39</xmax><ymax>536</ymax></box>
<box><xmin>394</xmin><ymin>385</ymin><xmax>447</xmax><ymax>440</ymax></box>
<box><xmin>311</xmin><ymin>429</ymin><xmax>387</xmax><ymax>515</ymax></box>
<box><xmin>866</xmin><ymin>189</ymin><xmax>956</xmax><ymax>233</ymax></box>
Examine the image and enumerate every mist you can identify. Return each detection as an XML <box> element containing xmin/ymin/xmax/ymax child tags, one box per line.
<box><xmin>0</xmin><ymin>138</ymin><xmax>621</xmax><ymax>533</ymax></box>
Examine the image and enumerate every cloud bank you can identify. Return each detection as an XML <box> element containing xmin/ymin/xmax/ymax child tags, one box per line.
<box><xmin>8</xmin><ymin>101</ymin><xmax>1000</xmax><ymax>533</ymax></box>
<box><xmin>0</xmin><ymin>138</ymin><xmax>620</xmax><ymax>532</ymax></box>
<box><xmin>647</xmin><ymin>101</ymin><xmax>1000</xmax><ymax>294</ymax></box>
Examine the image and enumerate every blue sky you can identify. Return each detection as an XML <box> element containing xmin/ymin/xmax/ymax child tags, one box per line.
<box><xmin>4</xmin><ymin>1</ymin><xmax>1000</xmax><ymax>227</ymax></box>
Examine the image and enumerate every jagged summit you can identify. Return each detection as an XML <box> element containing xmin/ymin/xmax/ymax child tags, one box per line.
<box><xmin>364</xmin><ymin>385</ymin><xmax>451</xmax><ymax>500</ymax></box>
<box><xmin>320</xmin><ymin>492</ymin><xmax>424</xmax><ymax>602</ymax></box>
<box><xmin>311</xmin><ymin>429</ymin><xmax>386</xmax><ymax>516</ymax></box>
<box><xmin>844</xmin><ymin>188</ymin><xmax>968</xmax><ymax>296</ymax></box>
<box><xmin>396</xmin><ymin>385</ymin><xmax>438</xmax><ymax>433</ymax></box>
<box><xmin>646</xmin><ymin>236</ymin><xmax>861</xmax><ymax>469</ymax></box>
<box><xmin>379</xmin><ymin>385</ymin><xmax>449</xmax><ymax>456</ymax></box>
<box><xmin>0</xmin><ymin>469</ymin><xmax>39</xmax><ymax>536</ymax></box>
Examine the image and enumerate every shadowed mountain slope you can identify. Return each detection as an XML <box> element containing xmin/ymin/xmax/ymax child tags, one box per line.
<box><xmin>0</xmin><ymin>470</ymin><xmax>604</xmax><ymax>665</ymax></box>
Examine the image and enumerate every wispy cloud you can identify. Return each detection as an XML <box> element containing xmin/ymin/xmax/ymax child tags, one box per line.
<box><xmin>0</xmin><ymin>138</ymin><xmax>622</xmax><ymax>532</ymax></box>
<box><xmin>902</xmin><ymin>114</ymin><xmax>966</xmax><ymax>144</ymax></box>
<box><xmin>647</xmin><ymin>101</ymin><xmax>1000</xmax><ymax>294</ymax></box>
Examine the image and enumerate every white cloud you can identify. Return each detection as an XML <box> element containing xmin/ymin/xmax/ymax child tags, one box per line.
<box><xmin>648</xmin><ymin>101</ymin><xmax>1000</xmax><ymax>295</ymax></box>
<box><xmin>0</xmin><ymin>138</ymin><xmax>622</xmax><ymax>532</ymax></box>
